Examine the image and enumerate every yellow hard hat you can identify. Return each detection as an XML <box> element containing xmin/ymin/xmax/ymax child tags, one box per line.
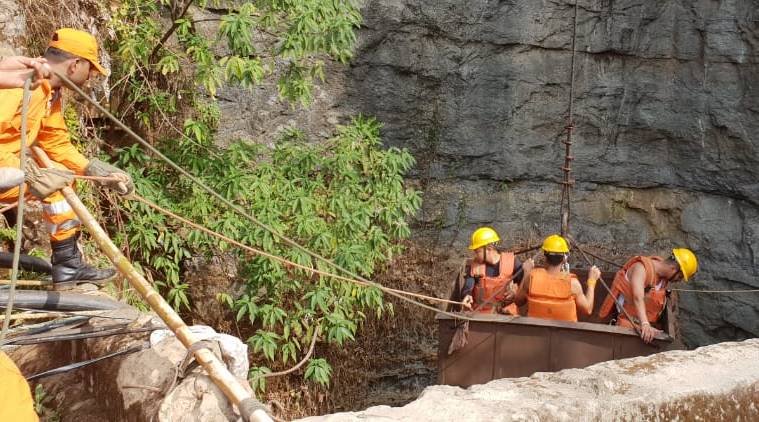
<box><xmin>469</xmin><ymin>227</ymin><xmax>500</xmax><ymax>250</ymax></box>
<box><xmin>542</xmin><ymin>234</ymin><xmax>569</xmax><ymax>253</ymax></box>
<box><xmin>672</xmin><ymin>248</ymin><xmax>698</xmax><ymax>282</ymax></box>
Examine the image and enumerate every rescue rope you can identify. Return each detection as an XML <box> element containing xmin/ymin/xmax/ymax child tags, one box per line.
<box><xmin>0</xmin><ymin>202</ymin><xmax>19</xmax><ymax>214</ymax></box>
<box><xmin>250</xmin><ymin>327</ymin><xmax>320</xmax><ymax>386</ymax></box>
<box><xmin>32</xmin><ymin>146</ymin><xmax>273</xmax><ymax>422</ymax></box>
<box><xmin>127</xmin><ymin>194</ymin><xmax>495</xmax><ymax>322</ymax></box>
<box><xmin>129</xmin><ymin>194</ymin><xmax>462</xmax><ymax>306</ymax></box>
<box><xmin>47</xmin><ymin>68</ymin><xmax>481</xmax><ymax>323</ymax></box>
<box><xmin>575</xmin><ymin>247</ymin><xmax>624</xmax><ymax>268</ymax></box>
<box><xmin>0</xmin><ymin>176</ymin><xmax>119</xmax><ymax>214</ymax></box>
<box><xmin>670</xmin><ymin>288</ymin><xmax>759</xmax><ymax>293</ymax></box>
<box><xmin>570</xmin><ymin>239</ymin><xmax>759</xmax><ymax>295</ymax></box>
<box><xmin>0</xmin><ymin>75</ymin><xmax>32</xmax><ymax>340</ymax></box>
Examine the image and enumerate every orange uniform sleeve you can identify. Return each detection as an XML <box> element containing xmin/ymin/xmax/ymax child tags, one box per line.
<box><xmin>0</xmin><ymin>88</ymin><xmax>24</xmax><ymax>169</ymax></box>
<box><xmin>36</xmin><ymin>98</ymin><xmax>89</xmax><ymax>174</ymax></box>
<box><xmin>0</xmin><ymin>152</ymin><xmax>20</xmax><ymax>168</ymax></box>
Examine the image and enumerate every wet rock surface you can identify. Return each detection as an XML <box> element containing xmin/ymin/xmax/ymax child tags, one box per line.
<box><xmin>299</xmin><ymin>338</ymin><xmax>759</xmax><ymax>421</ymax></box>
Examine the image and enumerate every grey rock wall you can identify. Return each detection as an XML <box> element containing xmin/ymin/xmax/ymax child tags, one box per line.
<box><xmin>332</xmin><ymin>0</ymin><xmax>759</xmax><ymax>348</ymax></box>
<box><xmin>0</xmin><ymin>0</ymin><xmax>25</xmax><ymax>54</ymax></box>
<box><xmin>214</xmin><ymin>1</ymin><xmax>759</xmax><ymax>348</ymax></box>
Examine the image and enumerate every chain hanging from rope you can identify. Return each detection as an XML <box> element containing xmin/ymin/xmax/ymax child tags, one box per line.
<box><xmin>559</xmin><ymin>1</ymin><xmax>580</xmax><ymax>236</ymax></box>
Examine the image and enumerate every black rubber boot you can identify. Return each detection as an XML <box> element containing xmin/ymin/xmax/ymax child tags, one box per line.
<box><xmin>51</xmin><ymin>233</ymin><xmax>116</xmax><ymax>286</ymax></box>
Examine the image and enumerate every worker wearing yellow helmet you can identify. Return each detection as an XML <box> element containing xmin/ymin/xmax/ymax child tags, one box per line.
<box><xmin>599</xmin><ymin>247</ymin><xmax>698</xmax><ymax>343</ymax></box>
<box><xmin>514</xmin><ymin>235</ymin><xmax>600</xmax><ymax>322</ymax></box>
<box><xmin>458</xmin><ymin>227</ymin><xmax>534</xmax><ymax>314</ymax></box>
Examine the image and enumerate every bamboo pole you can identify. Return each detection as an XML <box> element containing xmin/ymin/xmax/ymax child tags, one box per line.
<box><xmin>0</xmin><ymin>279</ymin><xmax>53</xmax><ymax>287</ymax></box>
<box><xmin>32</xmin><ymin>147</ymin><xmax>272</xmax><ymax>422</ymax></box>
<box><xmin>0</xmin><ymin>310</ymin><xmax>105</xmax><ymax>322</ymax></box>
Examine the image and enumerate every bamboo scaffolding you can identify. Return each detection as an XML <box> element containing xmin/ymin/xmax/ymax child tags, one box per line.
<box><xmin>31</xmin><ymin>146</ymin><xmax>272</xmax><ymax>422</ymax></box>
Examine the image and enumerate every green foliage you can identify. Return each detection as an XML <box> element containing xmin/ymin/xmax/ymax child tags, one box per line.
<box><xmin>249</xmin><ymin>365</ymin><xmax>272</xmax><ymax>392</ymax></box>
<box><xmin>0</xmin><ymin>226</ymin><xmax>15</xmax><ymax>242</ymax></box>
<box><xmin>112</xmin><ymin>115</ymin><xmax>421</xmax><ymax>388</ymax></box>
<box><xmin>106</xmin><ymin>0</ymin><xmax>419</xmax><ymax>391</ymax></box>
<box><xmin>34</xmin><ymin>384</ymin><xmax>61</xmax><ymax>422</ymax></box>
<box><xmin>304</xmin><ymin>358</ymin><xmax>332</xmax><ymax>387</ymax></box>
<box><xmin>112</xmin><ymin>0</ymin><xmax>361</xmax><ymax>111</ymax></box>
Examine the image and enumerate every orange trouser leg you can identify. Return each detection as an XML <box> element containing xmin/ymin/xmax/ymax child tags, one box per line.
<box><xmin>0</xmin><ymin>171</ymin><xmax>80</xmax><ymax>242</ymax></box>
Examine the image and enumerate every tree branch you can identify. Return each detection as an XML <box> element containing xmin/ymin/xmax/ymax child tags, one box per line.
<box><xmin>149</xmin><ymin>0</ymin><xmax>195</xmax><ymax>63</ymax></box>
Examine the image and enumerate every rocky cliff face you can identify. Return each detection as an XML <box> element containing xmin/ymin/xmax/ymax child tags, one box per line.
<box><xmin>337</xmin><ymin>0</ymin><xmax>758</xmax><ymax>348</ymax></box>
<box><xmin>217</xmin><ymin>0</ymin><xmax>759</xmax><ymax>348</ymax></box>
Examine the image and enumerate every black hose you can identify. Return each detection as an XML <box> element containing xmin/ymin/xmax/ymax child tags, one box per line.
<box><xmin>0</xmin><ymin>290</ymin><xmax>126</xmax><ymax>311</ymax></box>
<box><xmin>26</xmin><ymin>343</ymin><xmax>147</xmax><ymax>381</ymax></box>
<box><xmin>6</xmin><ymin>315</ymin><xmax>90</xmax><ymax>337</ymax></box>
<box><xmin>0</xmin><ymin>251</ymin><xmax>52</xmax><ymax>274</ymax></box>
<box><xmin>4</xmin><ymin>325</ymin><xmax>157</xmax><ymax>346</ymax></box>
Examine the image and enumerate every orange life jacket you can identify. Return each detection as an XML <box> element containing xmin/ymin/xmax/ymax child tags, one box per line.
<box><xmin>471</xmin><ymin>252</ymin><xmax>517</xmax><ymax>314</ymax></box>
<box><xmin>526</xmin><ymin>268</ymin><xmax>578</xmax><ymax>322</ymax></box>
<box><xmin>598</xmin><ymin>256</ymin><xmax>667</xmax><ymax>326</ymax></box>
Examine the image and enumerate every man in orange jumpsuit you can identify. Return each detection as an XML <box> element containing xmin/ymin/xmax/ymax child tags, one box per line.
<box><xmin>599</xmin><ymin>248</ymin><xmax>698</xmax><ymax>343</ymax></box>
<box><xmin>0</xmin><ymin>28</ymin><xmax>133</xmax><ymax>286</ymax></box>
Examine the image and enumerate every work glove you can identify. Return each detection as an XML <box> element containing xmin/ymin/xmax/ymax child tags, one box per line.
<box><xmin>0</xmin><ymin>167</ymin><xmax>24</xmax><ymax>190</ymax></box>
<box><xmin>85</xmin><ymin>158</ymin><xmax>134</xmax><ymax>195</ymax></box>
<box><xmin>24</xmin><ymin>160</ymin><xmax>74</xmax><ymax>199</ymax></box>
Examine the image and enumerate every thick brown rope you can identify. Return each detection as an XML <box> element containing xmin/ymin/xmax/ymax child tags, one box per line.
<box><xmin>126</xmin><ymin>194</ymin><xmax>482</xmax><ymax>318</ymax></box>
<box><xmin>250</xmin><ymin>327</ymin><xmax>321</xmax><ymax>386</ymax></box>
<box><xmin>568</xmin><ymin>240</ymin><xmax>757</xmax><ymax>295</ymax></box>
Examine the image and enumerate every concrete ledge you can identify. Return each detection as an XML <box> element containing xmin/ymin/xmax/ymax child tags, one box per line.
<box><xmin>299</xmin><ymin>339</ymin><xmax>759</xmax><ymax>421</ymax></box>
